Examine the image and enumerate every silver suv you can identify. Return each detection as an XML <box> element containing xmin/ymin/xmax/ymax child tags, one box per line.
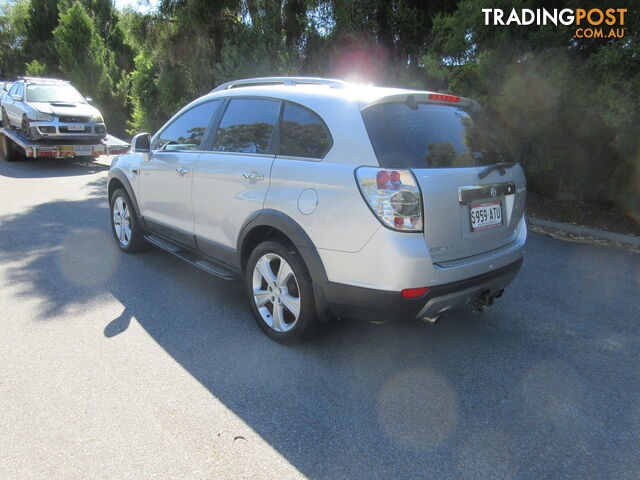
<box><xmin>1</xmin><ymin>77</ymin><xmax>106</xmax><ymax>141</ymax></box>
<box><xmin>107</xmin><ymin>77</ymin><xmax>527</xmax><ymax>343</ymax></box>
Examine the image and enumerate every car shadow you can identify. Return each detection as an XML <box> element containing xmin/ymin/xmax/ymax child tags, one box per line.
<box><xmin>0</xmin><ymin>154</ymin><xmax>110</xmax><ymax>179</ymax></box>
<box><xmin>1</xmin><ymin>192</ymin><xmax>639</xmax><ymax>479</ymax></box>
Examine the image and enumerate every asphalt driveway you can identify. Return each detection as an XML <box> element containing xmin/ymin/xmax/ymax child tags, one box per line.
<box><xmin>1</xmin><ymin>156</ymin><xmax>639</xmax><ymax>479</ymax></box>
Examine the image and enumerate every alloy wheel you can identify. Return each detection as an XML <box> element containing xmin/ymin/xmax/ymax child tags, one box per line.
<box><xmin>112</xmin><ymin>196</ymin><xmax>132</xmax><ymax>247</ymax></box>
<box><xmin>21</xmin><ymin>116</ymin><xmax>31</xmax><ymax>139</ymax></box>
<box><xmin>252</xmin><ymin>253</ymin><xmax>301</xmax><ymax>332</ymax></box>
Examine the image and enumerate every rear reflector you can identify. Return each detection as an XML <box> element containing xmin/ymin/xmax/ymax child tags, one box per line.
<box><xmin>428</xmin><ymin>93</ymin><xmax>461</xmax><ymax>103</ymax></box>
<box><xmin>401</xmin><ymin>287</ymin><xmax>429</xmax><ymax>298</ymax></box>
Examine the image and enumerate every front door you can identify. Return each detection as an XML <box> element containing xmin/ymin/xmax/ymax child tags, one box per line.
<box><xmin>139</xmin><ymin>100</ymin><xmax>221</xmax><ymax>248</ymax></box>
<box><xmin>4</xmin><ymin>83</ymin><xmax>23</xmax><ymax>126</ymax></box>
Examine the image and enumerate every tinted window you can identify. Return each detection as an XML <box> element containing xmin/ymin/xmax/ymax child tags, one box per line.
<box><xmin>279</xmin><ymin>103</ymin><xmax>332</xmax><ymax>158</ymax></box>
<box><xmin>212</xmin><ymin>98</ymin><xmax>280</xmax><ymax>154</ymax></box>
<box><xmin>156</xmin><ymin>100</ymin><xmax>220</xmax><ymax>151</ymax></box>
<box><xmin>362</xmin><ymin>103</ymin><xmax>512</xmax><ymax>168</ymax></box>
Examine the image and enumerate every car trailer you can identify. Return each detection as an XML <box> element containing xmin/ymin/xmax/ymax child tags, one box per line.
<box><xmin>0</xmin><ymin>127</ymin><xmax>129</xmax><ymax>162</ymax></box>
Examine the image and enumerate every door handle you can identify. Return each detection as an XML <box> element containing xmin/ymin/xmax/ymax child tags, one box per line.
<box><xmin>243</xmin><ymin>172</ymin><xmax>264</xmax><ymax>181</ymax></box>
<box><xmin>176</xmin><ymin>167</ymin><xmax>190</xmax><ymax>176</ymax></box>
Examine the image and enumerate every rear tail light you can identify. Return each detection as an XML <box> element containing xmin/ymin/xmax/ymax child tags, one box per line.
<box><xmin>355</xmin><ymin>167</ymin><xmax>423</xmax><ymax>232</ymax></box>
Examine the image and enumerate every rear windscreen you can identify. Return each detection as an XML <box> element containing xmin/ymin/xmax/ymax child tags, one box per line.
<box><xmin>361</xmin><ymin>102</ymin><xmax>512</xmax><ymax>168</ymax></box>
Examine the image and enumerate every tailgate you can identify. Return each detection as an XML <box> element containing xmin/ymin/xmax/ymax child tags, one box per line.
<box><xmin>413</xmin><ymin>165</ymin><xmax>526</xmax><ymax>262</ymax></box>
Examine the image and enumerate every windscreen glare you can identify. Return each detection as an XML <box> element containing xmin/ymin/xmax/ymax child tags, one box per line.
<box><xmin>26</xmin><ymin>84</ymin><xmax>86</xmax><ymax>103</ymax></box>
<box><xmin>361</xmin><ymin>102</ymin><xmax>512</xmax><ymax>168</ymax></box>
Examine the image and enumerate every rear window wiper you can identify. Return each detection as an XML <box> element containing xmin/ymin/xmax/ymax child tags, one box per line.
<box><xmin>478</xmin><ymin>162</ymin><xmax>516</xmax><ymax>179</ymax></box>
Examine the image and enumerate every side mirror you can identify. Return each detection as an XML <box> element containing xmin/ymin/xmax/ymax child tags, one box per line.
<box><xmin>10</xmin><ymin>95</ymin><xmax>21</xmax><ymax>101</ymax></box>
<box><xmin>85</xmin><ymin>97</ymin><xmax>93</xmax><ymax>102</ymax></box>
<box><xmin>131</xmin><ymin>132</ymin><xmax>151</xmax><ymax>154</ymax></box>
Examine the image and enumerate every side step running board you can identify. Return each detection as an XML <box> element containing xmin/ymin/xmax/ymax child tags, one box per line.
<box><xmin>145</xmin><ymin>234</ymin><xmax>236</xmax><ymax>281</ymax></box>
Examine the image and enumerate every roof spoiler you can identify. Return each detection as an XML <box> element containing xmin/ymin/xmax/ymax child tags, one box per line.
<box><xmin>360</xmin><ymin>92</ymin><xmax>481</xmax><ymax>112</ymax></box>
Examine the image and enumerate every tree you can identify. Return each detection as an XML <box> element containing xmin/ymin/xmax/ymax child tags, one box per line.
<box><xmin>424</xmin><ymin>0</ymin><xmax>640</xmax><ymax>215</ymax></box>
<box><xmin>0</xmin><ymin>0</ymin><xmax>30</xmax><ymax>79</ymax></box>
<box><xmin>25</xmin><ymin>59</ymin><xmax>46</xmax><ymax>76</ymax></box>
<box><xmin>53</xmin><ymin>1</ymin><xmax>128</xmax><ymax>135</ymax></box>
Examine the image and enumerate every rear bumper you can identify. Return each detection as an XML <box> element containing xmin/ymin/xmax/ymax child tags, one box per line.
<box><xmin>321</xmin><ymin>258</ymin><xmax>522</xmax><ymax>322</ymax></box>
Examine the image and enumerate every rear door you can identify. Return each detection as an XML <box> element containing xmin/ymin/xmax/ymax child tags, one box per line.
<box><xmin>362</xmin><ymin>98</ymin><xmax>526</xmax><ymax>262</ymax></box>
<box><xmin>139</xmin><ymin>100</ymin><xmax>220</xmax><ymax>248</ymax></box>
<box><xmin>192</xmin><ymin>97</ymin><xmax>281</xmax><ymax>255</ymax></box>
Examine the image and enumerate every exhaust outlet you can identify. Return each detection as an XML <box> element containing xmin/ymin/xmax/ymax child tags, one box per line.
<box><xmin>421</xmin><ymin>315</ymin><xmax>440</xmax><ymax>325</ymax></box>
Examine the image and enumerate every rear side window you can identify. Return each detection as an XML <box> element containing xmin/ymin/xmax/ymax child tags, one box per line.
<box><xmin>278</xmin><ymin>103</ymin><xmax>332</xmax><ymax>158</ymax></box>
<box><xmin>212</xmin><ymin>98</ymin><xmax>280</xmax><ymax>154</ymax></box>
<box><xmin>156</xmin><ymin>100</ymin><xmax>220</xmax><ymax>151</ymax></box>
<box><xmin>361</xmin><ymin>102</ymin><xmax>511</xmax><ymax>168</ymax></box>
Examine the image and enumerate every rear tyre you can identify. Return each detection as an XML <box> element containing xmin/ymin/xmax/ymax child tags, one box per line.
<box><xmin>1</xmin><ymin>108</ymin><xmax>9</xmax><ymax>128</ymax></box>
<box><xmin>245</xmin><ymin>240</ymin><xmax>319</xmax><ymax>344</ymax></box>
<box><xmin>109</xmin><ymin>188</ymin><xmax>148</xmax><ymax>253</ymax></box>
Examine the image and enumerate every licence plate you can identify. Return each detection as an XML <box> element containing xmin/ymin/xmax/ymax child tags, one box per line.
<box><xmin>470</xmin><ymin>201</ymin><xmax>502</xmax><ymax>231</ymax></box>
<box><xmin>67</xmin><ymin>125</ymin><xmax>85</xmax><ymax>131</ymax></box>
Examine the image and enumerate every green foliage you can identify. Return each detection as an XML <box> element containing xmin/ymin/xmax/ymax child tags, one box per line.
<box><xmin>0</xmin><ymin>1</ymin><xmax>30</xmax><ymax>78</ymax></box>
<box><xmin>25</xmin><ymin>59</ymin><xmax>46</xmax><ymax>75</ymax></box>
<box><xmin>424</xmin><ymin>0</ymin><xmax>640</xmax><ymax>216</ymax></box>
<box><xmin>1</xmin><ymin>0</ymin><xmax>637</xmax><ymax>214</ymax></box>
<box><xmin>52</xmin><ymin>1</ymin><xmax>131</xmax><ymax>135</ymax></box>
<box><xmin>54</xmin><ymin>3</ymin><xmax>113</xmax><ymax>98</ymax></box>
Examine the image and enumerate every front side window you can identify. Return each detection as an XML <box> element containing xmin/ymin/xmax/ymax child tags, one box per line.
<box><xmin>8</xmin><ymin>84</ymin><xmax>18</xmax><ymax>96</ymax></box>
<box><xmin>26</xmin><ymin>84</ymin><xmax>85</xmax><ymax>103</ymax></box>
<box><xmin>278</xmin><ymin>103</ymin><xmax>332</xmax><ymax>158</ymax></box>
<box><xmin>156</xmin><ymin>100</ymin><xmax>220</xmax><ymax>151</ymax></box>
<box><xmin>212</xmin><ymin>98</ymin><xmax>280</xmax><ymax>154</ymax></box>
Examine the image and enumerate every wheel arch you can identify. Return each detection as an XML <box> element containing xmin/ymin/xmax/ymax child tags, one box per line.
<box><xmin>237</xmin><ymin>209</ymin><xmax>332</xmax><ymax>322</ymax></box>
<box><xmin>237</xmin><ymin>210</ymin><xmax>325</xmax><ymax>278</ymax></box>
<box><xmin>107</xmin><ymin>169</ymin><xmax>142</xmax><ymax>223</ymax></box>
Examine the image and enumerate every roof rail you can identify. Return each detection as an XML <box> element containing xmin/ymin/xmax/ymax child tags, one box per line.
<box><xmin>211</xmin><ymin>77</ymin><xmax>348</xmax><ymax>93</ymax></box>
<box><xmin>17</xmin><ymin>76</ymin><xmax>68</xmax><ymax>84</ymax></box>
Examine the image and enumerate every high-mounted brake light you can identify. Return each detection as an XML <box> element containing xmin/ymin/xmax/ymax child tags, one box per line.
<box><xmin>428</xmin><ymin>93</ymin><xmax>461</xmax><ymax>103</ymax></box>
<box><xmin>355</xmin><ymin>167</ymin><xmax>423</xmax><ymax>232</ymax></box>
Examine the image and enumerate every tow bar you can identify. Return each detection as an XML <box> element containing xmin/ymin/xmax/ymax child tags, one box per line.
<box><xmin>472</xmin><ymin>289</ymin><xmax>504</xmax><ymax>312</ymax></box>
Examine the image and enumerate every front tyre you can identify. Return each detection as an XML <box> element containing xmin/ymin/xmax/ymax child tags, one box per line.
<box><xmin>21</xmin><ymin>115</ymin><xmax>32</xmax><ymax>140</ymax></box>
<box><xmin>109</xmin><ymin>188</ymin><xmax>148</xmax><ymax>253</ymax></box>
<box><xmin>245</xmin><ymin>240</ymin><xmax>318</xmax><ymax>343</ymax></box>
